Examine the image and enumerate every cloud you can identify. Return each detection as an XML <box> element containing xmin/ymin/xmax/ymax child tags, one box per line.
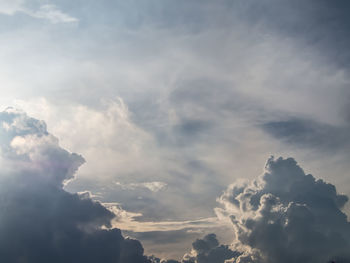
<box><xmin>0</xmin><ymin>0</ymin><xmax>77</xmax><ymax>23</ymax></box>
<box><xmin>15</xmin><ymin>98</ymin><xmax>164</xmax><ymax>184</ymax></box>
<box><xmin>146</xmin><ymin>233</ymin><xmax>239</xmax><ymax>263</ymax></box>
<box><xmin>0</xmin><ymin>107</ymin><xmax>85</xmax><ymax>185</ymax></box>
<box><xmin>216</xmin><ymin>157</ymin><xmax>350</xmax><ymax>263</ymax></box>
<box><xmin>0</xmin><ymin>108</ymin><xmax>151</xmax><ymax>262</ymax></box>
<box><xmin>147</xmin><ymin>233</ymin><xmax>240</xmax><ymax>263</ymax></box>
<box><xmin>245</xmin><ymin>0</ymin><xmax>350</xmax><ymax>69</ymax></box>
<box><xmin>15</xmin><ymin>98</ymin><xmax>232</xmax><ymax>224</ymax></box>
<box><xmin>181</xmin><ymin>234</ymin><xmax>241</xmax><ymax>263</ymax></box>
<box><xmin>106</xmin><ymin>202</ymin><xmax>226</xmax><ymax>233</ymax></box>
<box><xmin>24</xmin><ymin>4</ymin><xmax>78</xmax><ymax>24</ymax></box>
<box><xmin>2</xmin><ymin>0</ymin><xmax>350</xmax><ymax>257</ymax></box>
<box><xmin>0</xmin><ymin>0</ymin><xmax>24</xmax><ymax>15</ymax></box>
<box><xmin>115</xmin><ymin>181</ymin><xmax>168</xmax><ymax>193</ymax></box>
<box><xmin>101</xmin><ymin>203</ymin><xmax>234</xmax><ymax>260</ymax></box>
<box><xmin>262</xmin><ymin>118</ymin><xmax>350</xmax><ymax>152</ymax></box>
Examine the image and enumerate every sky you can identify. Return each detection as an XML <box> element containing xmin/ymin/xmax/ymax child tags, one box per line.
<box><xmin>0</xmin><ymin>0</ymin><xmax>349</xmax><ymax>262</ymax></box>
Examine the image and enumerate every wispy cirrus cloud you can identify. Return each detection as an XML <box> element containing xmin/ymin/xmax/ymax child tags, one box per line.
<box><xmin>24</xmin><ymin>4</ymin><xmax>78</xmax><ymax>24</ymax></box>
<box><xmin>102</xmin><ymin>202</ymin><xmax>229</xmax><ymax>233</ymax></box>
<box><xmin>0</xmin><ymin>0</ymin><xmax>77</xmax><ymax>23</ymax></box>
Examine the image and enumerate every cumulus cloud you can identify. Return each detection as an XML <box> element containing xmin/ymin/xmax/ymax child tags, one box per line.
<box><xmin>216</xmin><ymin>157</ymin><xmax>350</xmax><ymax>263</ymax></box>
<box><xmin>0</xmin><ymin>0</ymin><xmax>77</xmax><ymax>23</ymax></box>
<box><xmin>181</xmin><ymin>234</ymin><xmax>240</xmax><ymax>263</ymax></box>
<box><xmin>0</xmin><ymin>108</ymin><xmax>151</xmax><ymax>262</ymax></box>
<box><xmin>0</xmin><ymin>107</ymin><xmax>85</xmax><ymax>185</ymax></box>
<box><xmin>148</xmin><ymin>233</ymin><xmax>239</xmax><ymax>263</ymax></box>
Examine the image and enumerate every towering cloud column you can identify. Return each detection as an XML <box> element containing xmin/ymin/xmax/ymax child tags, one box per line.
<box><xmin>217</xmin><ymin>157</ymin><xmax>350</xmax><ymax>263</ymax></box>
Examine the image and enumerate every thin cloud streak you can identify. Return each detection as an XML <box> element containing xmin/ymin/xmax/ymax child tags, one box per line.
<box><xmin>105</xmin><ymin>202</ymin><xmax>230</xmax><ymax>233</ymax></box>
<box><xmin>0</xmin><ymin>0</ymin><xmax>77</xmax><ymax>23</ymax></box>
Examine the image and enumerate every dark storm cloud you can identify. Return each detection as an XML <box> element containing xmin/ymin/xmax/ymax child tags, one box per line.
<box><xmin>217</xmin><ymin>157</ymin><xmax>350</xmax><ymax>263</ymax></box>
<box><xmin>0</xmin><ymin>108</ymin><xmax>151</xmax><ymax>263</ymax></box>
<box><xmin>262</xmin><ymin>118</ymin><xmax>350</xmax><ymax>152</ymax></box>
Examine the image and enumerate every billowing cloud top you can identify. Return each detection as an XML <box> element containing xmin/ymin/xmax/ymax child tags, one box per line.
<box><xmin>147</xmin><ymin>233</ymin><xmax>239</xmax><ymax>263</ymax></box>
<box><xmin>0</xmin><ymin>107</ymin><xmax>85</xmax><ymax>185</ymax></box>
<box><xmin>0</xmin><ymin>108</ymin><xmax>152</xmax><ymax>263</ymax></box>
<box><xmin>217</xmin><ymin>157</ymin><xmax>350</xmax><ymax>263</ymax></box>
<box><xmin>181</xmin><ymin>233</ymin><xmax>240</xmax><ymax>263</ymax></box>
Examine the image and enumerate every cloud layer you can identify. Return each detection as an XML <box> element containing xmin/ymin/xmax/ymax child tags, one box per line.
<box><xmin>0</xmin><ymin>108</ymin><xmax>151</xmax><ymax>262</ymax></box>
<box><xmin>1</xmin><ymin>0</ymin><xmax>350</xmax><ymax>259</ymax></box>
<box><xmin>217</xmin><ymin>157</ymin><xmax>350</xmax><ymax>263</ymax></box>
<box><xmin>1</xmin><ymin>109</ymin><xmax>350</xmax><ymax>263</ymax></box>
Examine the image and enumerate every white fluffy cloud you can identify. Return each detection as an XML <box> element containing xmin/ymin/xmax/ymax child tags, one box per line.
<box><xmin>0</xmin><ymin>107</ymin><xmax>84</xmax><ymax>185</ymax></box>
<box><xmin>13</xmin><ymin>98</ymin><xmax>169</xmax><ymax>183</ymax></box>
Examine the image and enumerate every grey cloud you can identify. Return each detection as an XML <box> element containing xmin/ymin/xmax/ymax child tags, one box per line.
<box><xmin>120</xmin><ymin>217</ymin><xmax>235</xmax><ymax>260</ymax></box>
<box><xmin>125</xmin><ymin>229</ymin><xmax>199</xmax><ymax>260</ymax></box>
<box><xmin>262</xmin><ymin>118</ymin><xmax>350</xmax><ymax>152</ymax></box>
<box><xmin>181</xmin><ymin>234</ymin><xmax>240</xmax><ymax>263</ymax></box>
<box><xmin>67</xmin><ymin>177</ymin><xmax>176</xmax><ymax>222</ymax></box>
<box><xmin>2</xmin><ymin>0</ymin><xmax>350</xmax><ymax>260</ymax></box>
<box><xmin>147</xmin><ymin>233</ymin><xmax>240</xmax><ymax>263</ymax></box>
<box><xmin>67</xmin><ymin>158</ymin><xmax>225</xmax><ymax>223</ymax></box>
<box><xmin>217</xmin><ymin>157</ymin><xmax>350</xmax><ymax>263</ymax></box>
<box><xmin>0</xmin><ymin>108</ymin><xmax>151</xmax><ymax>263</ymax></box>
<box><xmin>87</xmin><ymin>0</ymin><xmax>350</xmax><ymax>69</ymax></box>
<box><xmin>248</xmin><ymin>0</ymin><xmax>350</xmax><ymax>69</ymax></box>
<box><xmin>124</xmin><ymin>230</ymin><xmax>198</xmax><ymax>246</ymax></box>
<box><xmin>173</xmin><ymin>119</ymin><xmax>212</xmax><ymax>143</ymax></box>
<box><xmin>148</xmin><ymin>257</ymin><xmax>180</xmax><ymax>263</ymax></box>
